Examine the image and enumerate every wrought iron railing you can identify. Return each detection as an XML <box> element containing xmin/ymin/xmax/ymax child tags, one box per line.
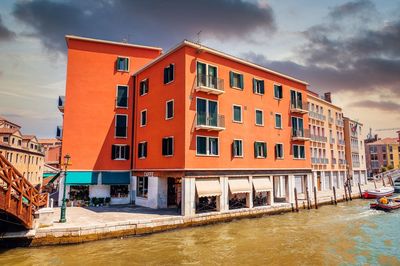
<box><xmin>196</xmin><ymin>112</ymin><xmax>225</xmax><ymax>128</ymax></box>
<box><xmin>196</xmin><ymin>74</ymin><xmax>224</xmax><ymax>92</ymax></box>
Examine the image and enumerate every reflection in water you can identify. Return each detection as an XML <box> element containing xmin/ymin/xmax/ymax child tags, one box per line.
<box><xmin>0</xmin><ymin>200</ymin><xmax>399</xmax><ymax>265</ymax></box>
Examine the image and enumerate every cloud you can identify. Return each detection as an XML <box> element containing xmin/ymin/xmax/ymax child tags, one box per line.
<box><xmin>12</xmin><ymin>0</ymin><xmax>276</xmax><ymax>53</ymax></box>
<box><xmin>328</xmin><ymin>0</ymin><xmax>375</xmax><ymax>19</ymax></box>
<box><xmin>352</xmin><ymin>100</ymin><xmax>400</xmax><ymax>112</ymax></box>
<box><xmin>0</xmin><ymin>14</ymin><xmax>15</xmax><ymax>41</ymax></box>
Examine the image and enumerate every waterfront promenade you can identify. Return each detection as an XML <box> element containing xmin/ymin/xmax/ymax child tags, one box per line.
<box><xmin>0</xmin><ymin>182</ymin><xmax>378</xmax><ymax>247</ymax></box>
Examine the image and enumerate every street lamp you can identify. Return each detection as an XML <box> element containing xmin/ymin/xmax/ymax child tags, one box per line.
<box><xmin>59</xmin><ymin>154</ymin><xmax>71</xmax><ymax>223</ymax></box>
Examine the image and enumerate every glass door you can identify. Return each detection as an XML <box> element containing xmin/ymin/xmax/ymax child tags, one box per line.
<box><xmin>196</xmin><ymin>98</ymin><xmax>207</xmax><ymax>125</ymax></box>
<box><xmin>208</xmin><ymin>100</ymin><xmax>218</xmax><ymax>127</ymax></box>
<box><xmin>208</xmin><ymin>65</ymin><xmax>217</xmax><ymax>88</ymax></box>
<box><xmin>197</xmin><ymin>62</ymin><xmax>206</xmax><ymax>87</ymax></box>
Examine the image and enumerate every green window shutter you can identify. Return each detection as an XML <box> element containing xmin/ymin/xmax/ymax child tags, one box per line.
<box><xmin>300</xmin><ymin>146</ymin><xmax>305</xmax><ymax>158</ymax></box>
<box><xmin>111</xmin><ymin>145</ymin><xmax>116</xmax><ymax>160</ymax></box>
<box><xmin>164</xmin><ymin>68</ymin><xmax>168</xmax><ymax>84</ymax></box>
<box><xmin>260</xmin><ymin>80</ymin><xmax>265</xmax><ymax>94</ymax></box>
<box><xmin>125</xmin><ymin>145</ymin><xmax>130</xmax><ymax>160</ymax></box>
<box><xmin>252</xmin><ymin>78</ymin><xmax>256</xmax><ymax>93</ymax></box>
<box><xmin>232</xmin><ymin>141</ymin><xmax>236</xmax><ymax>157</ymax></box>
<box><xmin>230</xmin><ymin>71</ymin><xmax>234</xmax><ymax>87</ymax></box>
<box><xmin>239</xmin><ymin>74</ymin><xmax>243</xmax><ymax>89</ymax></box>
<box><xmin>170</xmin><ymin>64</ymin><xmax>174</xmax><ymax>81</ymax></box>
<box><xmin>294</xmin><ymin>145</ymin><xmax>299</xmax><ymax>158</ymax></box>
<box><xmin>146</xmin><ymin>79</ymin><xmax>149</xmax><ymax>93</ymax></box>
<box><xmin>263</xmin><ymin>143</ymin><xmax>267</xmax><ymax>157</ymax></box>
<box><xmin>254</xmin><ymin>142</ymin><xmax>258</xmax><ymax>158</ymax></box>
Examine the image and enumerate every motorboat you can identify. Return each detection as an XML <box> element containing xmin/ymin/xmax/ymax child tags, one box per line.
<box><xmin>363</xmin><ymin>187</ymin><xmax>394</xmax><ymax>199</ymax></box>
<box><xmin>370</xmin><ymin>197</ymin><xmax>400</xmax><ymax>211</ymax></box>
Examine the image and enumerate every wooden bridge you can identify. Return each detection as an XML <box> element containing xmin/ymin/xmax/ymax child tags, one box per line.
<box><xmin>0</xmin><ymin>154</ymin><xmax>48</xmax><ymax>229</ymax></box>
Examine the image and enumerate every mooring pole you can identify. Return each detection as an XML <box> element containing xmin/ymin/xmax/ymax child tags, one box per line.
<box><xmin>358</xmin><ymin>183</ymin><xmax>363</xmax><ymax>199</ymax></box>
<box><xmin>313</xmin><ymin>186</ymin><xmax>318</xmax><ymax>209</ymax></box>
<box><xmin>348</xmin><ymin>184</ymin><xmax>353</xmax><ymax>201</ymax></box>
<box><xmin>306</xmin><ymin>187</ymin><xmax>310</xmax><ymax>210</ymax></box>
<box><xmin>333</xmin><ymin>186</ymin><xmax>337</xmax><ymax>205</ymax></box>
<box><xmin>382</xmin><ymin>177</ymin><xmax>386</xmax><ymax>187</ymax></box>
<box><xmin>373</xmin><ymin>180</ymin><xmax>377</xmax><ymax>189</ymax></box>
<box><xmin>344</xmin><ymin>184</ymin><xmax>348</xmax><ymax>201</ymax></box>
<box><xmin>294</xmin><ymin>187</ymin><xmax>299</xmax><ymax>212</ymax></box>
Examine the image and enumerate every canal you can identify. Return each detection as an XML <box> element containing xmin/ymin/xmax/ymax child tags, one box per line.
<box><xmin>0</xmin><ymin>199</ymin><xmax>399</xmax><ymax>265</ymax></box>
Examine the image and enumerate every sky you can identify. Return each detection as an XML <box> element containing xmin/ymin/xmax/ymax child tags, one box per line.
<box><xmin>0</xmin><ymin>0</ymin><xmax>399</xmax><ymax>139</ymax></box>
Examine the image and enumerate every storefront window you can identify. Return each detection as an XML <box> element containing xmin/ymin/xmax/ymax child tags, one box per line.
<box><xmin>137</xmin><ymin>176</ymin><xmax>148</xmax><ymax>198</ymax></box>
<box><xmin>69</xmin><ymin>186</ymin><xmax>89</xmax><ymax>201</ymax></box>
<box><xmin>110</xmin><ymin>185</ymin><xmax>129</xmax><ymax>198</ymax></box>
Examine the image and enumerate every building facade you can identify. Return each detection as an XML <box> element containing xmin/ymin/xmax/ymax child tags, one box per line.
<box><xmin>0</xmin><ymin>116</ymin><xmax>45</xmax><ymax>186</ymax></box>
<box><xmin>38</xmin><ymin>138</ymin><xmax>62</xmax><ymax>169</ymax></box>
<box><xmin>307</xmin><ymin>92</ymin><xmax>347</xmax><ymax>191</ymax></box>
<box><xmin>343</xmin><ymin>118</ymin><xmax>368</xmax><ymax>185</ymax></box>
<box><xmin>365</xmin><ymin>137</ymin><xmax>400</xmax><ymax>176</ymax></box>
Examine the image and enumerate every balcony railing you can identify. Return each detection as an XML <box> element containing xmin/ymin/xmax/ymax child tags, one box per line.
<box><xmin>330</xmin><ymin>137</ymin><xmax>335</xmax><ymax>144</ymax></box>
<box><xmin>321</xmin><ymin>158</ymin><xmax>329</xmax><ymax>164</ymax></box>
<box><xmin>338</xmin><ymin>139</ymin><xmax>345</xmax><ymax>145</ymax></box>
<box><xmin>335</xmin><ymin>119</ymin><xmax>344</xmax><ymax>127</ymax></box>
<box><xmin>290</xmin><ymin>101</ymin><xmax>308</xmax><ymax>114</ymax></box>
<box><xmin>339</xmin><ymin>159</ymin><xmax>346</xmax><ymax>165</ymax></box>
<box><xmin>310</xmin><ymin>134</ymin><xmax>327</xmax><ymax>143</ymax></box>
<box><xmin>328</xmin><ymin>117</ymin><xmax>334</xmax><ymax>124</ymax></box>
<box><xmin>353</xmin><ymin>162</ymin><xmax>361</xmax><ymax>168</ymax></box>
<box><xmin>331</xmin><ymin>158</ymin><xmax>337</xmax><ymax>164</ymax></box>
<box><xmin>58</xmin><ymin>96</ymin><xmax>65</xmax><ymax>112</ymax></box>
<box><xmin>195</xmin><ymin>112</ymin><xmax>225</xmax><ymax>131</ymax></box>
<box><xmin>195</xmin><ymin>74</ymin><xmax>225</xmax><ymax>95</ymax></box>
<box><xmin>292</xmin><ymin>128</ymin><xmax>310</xmax><ymax>141</ymax></box>
<box><xmin>309</xmin><ymin>111</ymin><xmax>326</xmax><ymax>121</ymax></box>
<box><xmin>56</xmin><ymin>126</ymin><xmax>63</xmax><ymax>140</ymax></box>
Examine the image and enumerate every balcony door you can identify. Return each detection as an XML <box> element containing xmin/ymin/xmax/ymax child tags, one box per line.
<box><xmin>197</xmin><ymin>62</ymin><xmax>217</xmax><ymax>88</ymax></box>
<box><xmin>197</xmin><ymin>98</ymin><xmax>218</xmax><ymax>127</ymax></box>
<box><xmin>290</xmin><ymin>90</ymin><xmax>303</xmax><ymax>108</ymax></box>
<box><xmin>291</xmin><ymin>116</ymin><xmax>304</xmax><ymax>136</ymax></box>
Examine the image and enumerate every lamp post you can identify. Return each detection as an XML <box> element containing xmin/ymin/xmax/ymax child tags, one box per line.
<box><xmin>59</xmin><ymin>154</ymin><xmax>71</xmax><ymax>223</ymax></box>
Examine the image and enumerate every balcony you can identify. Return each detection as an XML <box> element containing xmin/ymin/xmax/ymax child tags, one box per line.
<box><xmin>195</xmin><ymin>74</ymin><xmax>225</xmax><ymax>95</ymax></box>
<box><xmin>328</xmin><ymin>117</ymin><xmax>334</xmax><ymax>124</ymax></box>
<box><xmin>321</xmin><ymin>158</ymin><xmax>329</xmax><ymax>164</ymax></box>
<box><xmin>310</xmin><ymin>134</ymin><xmax>327</xmax><ymax>143</ymax></box>
<box><xmin>290</xmin><ymin>101</ymin><xmax>308</xmax><ymax>114</ymax></box>
<box><xmin>309</xmin><ymin>111</ymin><xmax>326</xmax><ymax>121</ymax></box>
<box><xmin>338</xmin><ymin>139</ymin><xmax>345</xmax><ymax>145</ymax></box>
<box><xmin>353</xmin><ymin>162</ymin><xmax>361</xmax><ymax>168</ymax></box>
<box><xmin>56</xmin><ymin>126</ymin><xmax>63</xmax><ymax>140</ymax></box>
<box><xmin>311</xmin><ymin>157</ymin><xmax>320</xmax><ymax>164</ymax></box>
<box><xmin>339</xmin><ymin>159</ymin><xmax>346</xmax><ymax>165</ymax></box>
<box><xmin>331</xmin><ymin>158</ymin><xmax>337</xmax><ymax>164</ymax></box>
<box><xmin>335</xmin><ymin>119</ymin><xmax>344</xmax><ymax>127</ymax></box>
<box><xmin>58</xmin><ymin>96</ymin><xmax>65</xmax><ymax>112</ymax></box>
<box><xmin>330</xmin><ymin>137</ymin><xmax>335</xmax><ymax>144</ymax></box>
<box><xmin>195</xmin><ymin>112</ymin><xmax>225</xmax><ymax>131</ymax></box>
<box><xmin>292</xmin><ymin>128</ymin><xmax>310</xmax><ymax>141</ymax></box>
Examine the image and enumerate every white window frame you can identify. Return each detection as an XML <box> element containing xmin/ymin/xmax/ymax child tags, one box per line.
<box><xmin>136</xmin><ymin>176</ymin><xmax>148</xmax><ymax>198</ymax></box>
<box><xmin>233</xmin><ymin>139</ymin><xmax>244</xmax><ymax>158</ymax></box>
<box><xmin>115</xmin><ymin>114</ymin><xmax>128</xmax><ymax>138</ymax></box>
<box><xmin>232</xmin><ymin>104</ymin><xmax>243</xmax><ymax>123</ymax></box>
<box><xmin>253</xmin><ymin>78</ymin><xmax>264</xmax><ymax>95</ymax></box>
<box><xmin>116</xmin><ymin>84</ymin><xmax>129</xmax><ymax>108</ymax></box>
<box><xmin>255</xmin><ymin>109</ymin><xmax>264</xmax><ymax>126</ymax></box>
<box><xmin>196</xmin><ymin>135</ymin><xmax>219</xmax><ymax>157</ymax></box>
<box><xmin>139</xmin><ymin>78</ymin><xmax>149</xmax><ymax>96</ymax></box>
<box><xmin>165</xmin><ymin>100</ymin><xmax>174</xmax><ymax>120</ymax></box>
<box><xmin>116</xmin><ymin>56</ymin><xmax>130</xmax><ymax>72</ymax></box>
<box><xmin>255</xmin><ymin>141</ymin><xmax>267</xmax><ymax>158</ymax></box>
<box><xmin>164</xmin><ymin>63</ymin><xmax>175</xmax><ymax>85</ymax></box>
<box><xmin>138</xmin><ymin>141</ymin><xmax>147</xmax><ymax>159</ymax></box>
<box><xmin>275</xmin><ymin>143</ymin><xmax>284</xmax><ymax>159</ymax></box>
<box><xmin>275</xmin><ymin>113</ymin><xmax>283</xmax><ymax>129</ymax></box>
<box><xmin>113</xmin><ymin>144</ymin><xmax>128</xmax><ymax>160</ymax></box>
<box><xmin>293</xmin><ymin>144</ymin><xmax>306</xmax><ymax>159</ymax></box>
<box><xmin>196</xmin><ymin>60</ymin><xmax>219</xmax><ymax>80</ymax></box>
<box><xmin>274</xmin><ymin>83</ymin><xmax>283</xmax><ymax>100</ymax></box>
<box><xmin>162</xmin><ymin>136</ymin><xmax>174</xmax><ymax>157</ymax></box>
<box><xmin>230</xmin><ymin>70</ymin><xmax>244</xmax><ymax>90</ymax></box>
<box><xmin>196</xmin><ymin>96</ymin><xmax>219</xmax><ymax>124</ymax></box>
<box><xmin>140</xmin><ymin>109</ymin><xmax>147</xmax><ymax>127</ymax></box>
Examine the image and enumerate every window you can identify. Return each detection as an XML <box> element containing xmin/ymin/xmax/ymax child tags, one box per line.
<box><xmin>293</xmin><ymin>145</ymin><xmax>306</xmax><ymax>159</ymax></box>
<box><xmin>12</xmin><ymin>138</ymin><xmax>15</xmax><ymax>145</ymax></box>
<box><xmin>138</xmin><ymin>142</ymin><xmax>147</xmax><ymax>159</ymax></box>
<box><xmin>3</xmin><ymin>136</ymin><xmax>9</xmax><ymax>143</ymax></box>
<box><xmin>162</xmin><ymin>137</ymin><xmax>173</xmax><ymax>156</ymax></box>
<box><xmin>290</xmin><ymin>90</ymin><xmax>303</xmax><ymax>109</ymax></box>
<box><xmin>196</xmin><ymin>136</ymin><xmax>219</xmax><ymax>156</ymax></box>
<box><xmin>17</xmin><ymin>140</ymin><xmax>21</xmax><ymax>146</ymax></box>
<box><xmin>166</xmin><ymin>100</ymin><xmax>174</xmax><ymax>120</ymax></box>
<box><xmin>197</xmin><ymin>62</ymin><xmax>218</xmax><ymax>88</ymax></box>
<box><xmin>229</xmin><ymin>71</ymin><xmax>244</xmax><ymax>90</ymax></box>
<box><xmin>116</xmin><ymin>85</ymin><xmax>128</xmax><ymax>108</ymax></box>
<box><xmin>274</xmin><ymin>85</ymin><xmax>283</xmax><ymax>99</ymax></box>
<box><xmin>140</xmin><ymin>79</ymin><xmax>149</xmax><ymax>96</ymax></box>
<box><xmin>291</xmin><ymin>116</ymin><xmax>304</xmax><ymax>136</ymax></box>
<box><xmin>196</xmin><ymin>98</ymin><xmax>219</xmax><ymax>127</ymax></box>
<box><xmin>110</xmin><ymin>185</ymin><xmax>129</xmax><ymax>198</ymax></box>
<box><xmin>232</xmin><ymin>139</ymin><xmax>243</xmax><ymax>157</ymax></box>
<box><xmin>112</xmin><ymin>145</ymin><xmax>129</xmax><ymax>160</ymax></box>
<box><xmin>232</xmin><ymin>105</ymin><xmax>242</xmax><ymax>123</ymax></box>
<box><xmin>255</xmin><ymin>109</ymin><xmax>264</xmax><ymax>126</ymax></box>
<box><xmin>164</xmin><ymin>64</ymin><xmax>174</xmax><ymax>84</ymax></box>
<box><xmin>275</xmin><ymin>114</ymin><xmax>282</xmax><ymax>129</ymax></box>
<box><xmin>137</xmin><ymin>177</ymin><xmax>148</xmax><ymax>198</ymax></box>
<box><xmin>275</xmin><ymin>144</ymin><xmax>284</xmax><ymax>159</ymax></box>
<box><xmin>253</xmin><ymin>78</ymin><xmax>265</xmax><ymax>95</ymax></box>
<box><xmin>140</xmin><ymin>110</ymin><xmax>147</xmax><ymax>127</ymax></box>
<box><xmin>115</xmin><ymin>115</ymin><xmax>127</xmax><ymax>138</ymax></box>
<box><xmin>116</xmin><ymin>57</ymin><xmax>129</xmax><ymax>72</ymax></box>
<box><xmin>254</xmin><ymin>142</ymin><xmax>267</xmax><ymax>158</ymax></box>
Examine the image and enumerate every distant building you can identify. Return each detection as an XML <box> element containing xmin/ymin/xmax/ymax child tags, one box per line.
<box><xmin>365</xmin><ymin>137</ymin><xmax>400</xmax><ymax>176</ymax></box>
<box><xmin>343</xmin><ymin>118</ymin><xmax>367</xmax><ymax>184</ymax></box>
<box><xmin>38</xmin><ymin>138</ymin><xmax>62</xmax><ymax>169</ymax></box>
<box><xmin>0</xmin><ymin>116</ymin><xmax>45</xmax><ymax>186</ymax></box>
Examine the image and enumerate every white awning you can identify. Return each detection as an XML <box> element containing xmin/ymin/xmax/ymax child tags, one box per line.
<box><xmin>252</xmin><ymin>177</ymin><xmax>273</xmax><ymax>193</ymax></box>
<box><xmin>196</xmin><ymin>178</ymin><xmax>222</xmax><ymax>198</ymax></box>
<box><xmin>228</xmin><ymin>178</ymin><xmax>251</xmax><ymax>194</ymax></box>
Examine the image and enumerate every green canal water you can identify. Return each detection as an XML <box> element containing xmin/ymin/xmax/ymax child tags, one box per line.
<box><xmin>0</xmin><ymin>199</ymin><xmax>399</xmax><ymax>265</ymax></box>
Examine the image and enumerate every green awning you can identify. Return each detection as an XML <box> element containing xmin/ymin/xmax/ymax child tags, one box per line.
<box><xmin>43</xmin><ymin>173</ymin><xmax>56</xmax><ymax>178</ymax></box>
<box><xmin>66</xmin><ymin>171</ymin><xmax>98</xmax><ymax>185</ymax></box>
<box><xmin>102</xmin><ymin>172</ymin><xmax>130</xmax><ymax>185</ymax></box>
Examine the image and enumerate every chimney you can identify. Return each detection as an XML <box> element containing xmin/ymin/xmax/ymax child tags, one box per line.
<box><xmin>374</xmin><ymin>134</ymin><xmax>378</xmax><ymax>140</ymax></box>
<box><xmin>324</xmin><ymin>92</ymin><xmax>332</xmax><ymax>103</ymax></box>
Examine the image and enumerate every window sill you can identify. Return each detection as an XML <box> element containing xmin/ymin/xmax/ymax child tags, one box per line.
<box><xmin>113</xmin><ymin>158</ymin><xmax>128</xmax><ymax>161</ymax></box>
<box><xmin>140</xmin><ymin>125</ymin><xmax>147</xmax><ymax>127</ymax></box>
<box><xmin>163</xmin><ymin>154</ymin><xmax>174</xmax><ymax>157</ymax></box>
<box><xmin>140</xmin><ymin>92</ymin><xmax>148</xmax><ymax>96</ymax></box>
<box><xmin>231</xmin><ymin>86</ymin><xmax>244</xmax><ymax>91</ymax></box>
<box><xmin>293</xmin><ymin>158</ymin><xmax>306</xmax><ymax>160</ymax></box>
<box><xmin>275</xmin><ymin>157</ymin><xmax>284</xmax><ymax>160</ymax></box>
<box><xmin>255</xmin><ymin>124</ymin><xmax>264</xmax><ymax>127</ymax></box>
<box><xmin>254</xmin><ymin>92</ymin><xmax>265</xmax><ymax>96</ymax></box>
<box><xmin>274</xmin><ymin>97</ymin><xmax>283</xmax><ymax>101</ymax></box>
<box><xmin>116</xmin><ymin>106</ymin><xmax>129</xmax><ymax>109</ymax></box>
<box><xmin>164</xmin><ymin>80</ymin><xmax>175</xmax><ymax>85</ymax></box>
<box><xmin>136</xmin><ymin>196</ymin><xmax>148</xmax><ymax>199</ymax></box>
<box><xmin>115</xmin><ymin>136</ymin><xmax>128</xmax><ymax>139</ymax></box>
<box><xmin>255</xmin><ymin>156</ymin><xmax>267</xmax><ymax>159</ymax></box>
<box><xmin>275</xmin><ymin>127</ymin><xmax>283</xmax><ymax>130</ymax></box>
<box><xmin>116</xmin><ymin>70</ymin><xmax>130</xmax><ymax>73</ymax></box>
<box><xmin>232</xmin><ymin>120</ymin><xmax>243</xmax><ymax>124</ymax></box>
<box><xmin>138</xmin><ymin>157</ymin><xmax>147</xmax><ymax>160</ymax></box>
<box><xmin>165</xmin><ymin>117</ymin><xmax>174</xmax><ymax>121</ymax></box>
<box><xmin>233</xmin><ymin>155</ymin><xmax>244</xmax><ymax>158</ymax></box>
<box><xmin>196</xmin><ymin>154</ymin><xmax>220</xmax><ymax>157</ymax></box>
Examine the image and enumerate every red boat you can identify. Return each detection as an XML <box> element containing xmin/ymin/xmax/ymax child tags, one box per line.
<box><xmin>370</xmin><ymin>197</ymin><xmax>400</xmax><ymax>211</ymax></box>
<box><xmin>363</xmin><ymin>187</ymin><xmax>394</xmax><ymax>199</ymax></box>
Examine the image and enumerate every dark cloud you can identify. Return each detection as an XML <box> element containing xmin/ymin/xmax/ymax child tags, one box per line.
<box><xmin>0</xmin><ymin>14</ymin><xmax>15</xmax><ymax>41</ymax></box>
<box><xmin>352</xmin><ymin>100</ymin><xmax>400</xmax><ymax>112</ymax></box>
<box><xmin>12</xmin><ymin>0</ymin><xmax>276</xmax><ymax>53</ymax></box>
<box><xmin>328</xmin><ymin>0</ymin><xmax>375</xmax><ymax>19</ymax></box>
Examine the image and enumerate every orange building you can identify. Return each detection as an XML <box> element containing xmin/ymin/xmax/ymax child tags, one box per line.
<box><xmin>61</xmin><ymin>37</ymin><xmax>312</xmax><ymax>213</ymax></box>
<box><xmin>59</xmin><ymin>36</ymin><xmax>162</xmax><ymax>205</ymax></box>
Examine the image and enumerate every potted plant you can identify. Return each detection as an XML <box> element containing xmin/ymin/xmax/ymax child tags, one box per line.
<box><xmin>105</xmin><ymin>197</ymin><xmax>111</xmax><ymax>206</ymax></box>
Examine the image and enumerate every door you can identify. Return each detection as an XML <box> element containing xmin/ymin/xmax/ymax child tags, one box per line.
<box><xmin>317</xmin><ymin>172</ymin><xmax>322</xmax><ymax>191</ymax></box>
<box><xmin>167</xmin><ymin>177</ymin><xmax>177</xmax><ymax>207</ymax></box>
<box><xmin>208</xmin><ymin>100</ymin><xmax>218</xmax><ymax>127</ymax></box>
<box><xmin>197</xmin><ymin>62</ymin><xmax>206</xmax><ymax>86</ymax></box>
<box><xmin>290</xmin><ymin>90</ymin><xmax>296</xmax><ymax>107</ymax></box>
<box><xmin>208</xmin><ymin>65</ymin><xmax>217</xmax><ymax>88</ymax></box>
<box><xmin>196</xmin><ymin>98</ymin><xmax>207</xmax><ymax>125</ymax></box>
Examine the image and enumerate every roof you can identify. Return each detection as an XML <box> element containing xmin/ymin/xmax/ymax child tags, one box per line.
<box><xmin>22</xmin><ymin>135</ymin><xmax>36</xmax><ymax>140</ymax></box>
<box><xmin>133</xmin><ymin>40</ymin><xmax>309</xmax><ymax>86</ymax></box>
<box><xmin>307</xmin><ymin>91</ymin><xmax>342</xmax><ymax>111</ymax></box>
<box><xmin>38</xmin><ymin>138</ymin><xmax>62</xmax><ymax>144</ymax></box>
<box><xmin>366</xmin><ymin>137</ymin><xmax>399</xmax><ymax>145</ymax></box>
<box><xmin>0</xmin><ymin>128</ymin><xmax>19</xmax><ymax>134</ymax></box>
<box><xmin>0</xmin><ymin>115</ymin><xmax>21</xmax><ymax>128</ymax></box>
<box><xmin>65</xmin><ymin>35</ymin><xmax>163</xmax><ymax>51</ymax></box>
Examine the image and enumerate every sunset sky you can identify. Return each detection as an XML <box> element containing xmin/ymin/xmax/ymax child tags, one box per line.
<box><xmin>0</xmin><ymin>0</ymin><xmax>399</xmax><ymax>138</ymax></box>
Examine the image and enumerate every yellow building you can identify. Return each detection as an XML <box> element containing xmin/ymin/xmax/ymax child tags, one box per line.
<box><xmin>0</xmin><ymin>116</ymin><xmax>44</xmax><ymax>187</ymax></box>
<box><xmin>307</xmin><ymin>92</ymin><xmax>348</xmax><ymax>191</ymax></box>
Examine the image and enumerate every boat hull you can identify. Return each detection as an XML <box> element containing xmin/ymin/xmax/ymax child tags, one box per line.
<box><xmin>363</xmin><ymin>187</ymin><xmax>394</xmax><ymax>199</ymax></box>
